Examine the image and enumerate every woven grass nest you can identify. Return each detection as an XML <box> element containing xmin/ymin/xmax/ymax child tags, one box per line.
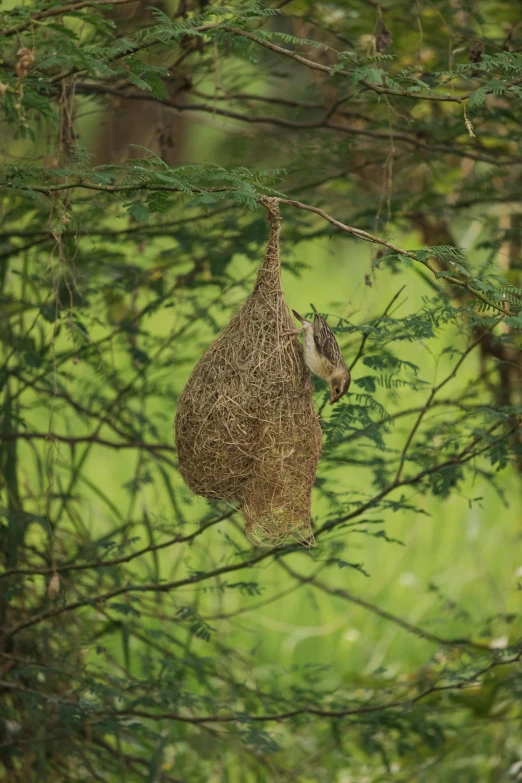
<box><xmin>175</xmin><ymin>198</ymin><xmax>322</xmax><ymax>546</ymax></box>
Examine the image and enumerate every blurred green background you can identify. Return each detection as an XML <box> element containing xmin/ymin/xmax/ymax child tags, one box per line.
<box><xmin>3</xmin><ymin>0</ymin><xmax>522</xmax><ymax>779</ymax></box>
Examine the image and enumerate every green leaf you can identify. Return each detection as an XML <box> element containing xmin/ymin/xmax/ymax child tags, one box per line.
<box><xmin>355</xmin><ymin>375</ymin><xmax>377</xmax><ymax>393</ymax></box>
<box><xmin>127</xmin><ymin>201</ymin><xmax>150</xmax><ymax>223</ymax></box>
<box><xmin>503</xmin><ymin>314</ymin><xmax>522</xmax><ymax>329</ymax></box>
<box><xmin>146</xmin><ymin>190</ymin><xmax>169</xmax><ymax>213</ymax></box>
<box><xmin>362</xmin><ymin>356</ymin><xmax>387</xmax><ymax>371</ymax></box>
<box><xmin>468</xmin><ymin>86</ymin><xmax>489</xmax><ymax>107</ymax></box>
<box><xmin>40</xmin><ymin>304</ymin><xmax>56</xmax><ymax>323</ymax></box>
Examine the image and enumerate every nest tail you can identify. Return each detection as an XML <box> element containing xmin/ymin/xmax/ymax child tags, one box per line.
<box><xmin>175</xmin><ymin>197</ymin><xmax>322</xmax><ymax>545</ymax></box>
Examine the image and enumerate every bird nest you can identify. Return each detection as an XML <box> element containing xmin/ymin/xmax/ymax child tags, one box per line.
<box><xmin>175</xmin><ymin>198</ymin><xmax>322</xmax><ymax>546</ymax></box>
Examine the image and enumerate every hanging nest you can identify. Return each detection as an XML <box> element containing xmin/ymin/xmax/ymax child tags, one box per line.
<box><xmin>175</xmin><ymin>198</ymin><xmax>322</xmax><ymax>545</ymax></box>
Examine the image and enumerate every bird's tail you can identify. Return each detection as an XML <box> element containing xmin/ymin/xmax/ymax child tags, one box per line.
<box><xmin>292</xmin><ymin>309</ymin><xmax>306</xmax><ymax>324</ymax></box>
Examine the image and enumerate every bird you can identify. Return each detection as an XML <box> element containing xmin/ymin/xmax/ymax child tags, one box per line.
<box><xmin>287</xmin><ymin>310</ymin><xmax>351</xmax><ymax>404</ymax></box>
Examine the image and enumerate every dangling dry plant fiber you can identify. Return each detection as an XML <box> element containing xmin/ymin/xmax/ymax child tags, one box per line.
<box><xmin>175</xmin><ymin>198</ymin><xmax>322</xmax><ymax>545</ymax></box>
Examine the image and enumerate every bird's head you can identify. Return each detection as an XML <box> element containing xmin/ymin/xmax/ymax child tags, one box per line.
<box><xmin>329</xmin><ymin>367</ymin><xmax>351</xmax><ymax>404</ymax></box>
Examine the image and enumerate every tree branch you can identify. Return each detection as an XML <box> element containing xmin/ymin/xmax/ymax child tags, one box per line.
<box><xmin>101</xmin><ymin>650</ymin><xmax>522</xmax><ymax>724</ymax></box>
<box><xmin>4</xmin><ymin>0</ymin><xmax>139</xmax><ymax>37</ymax></box>
<box><xmin>3</xmin><ymin>422</ymin><xmax>516</xmax><ymax>641</ymax></box>
<box><xmin>76</xmin><ymin>82</ymin><xmax>520</xmax><ymax>167</ymax></box>
<box><xmin>277</xmin><ymin>198</ymin><xmax>509</xmax><ymax>315</ymax></box>
<box><xmin>281</xmin><ymin>562</ymin><xmax>490</xmax><ymax>651</ymax></box>
<box><xmin>0</xmin><ymin>512</ymin><xmax>235</xmax><ymax>579</ymax></box>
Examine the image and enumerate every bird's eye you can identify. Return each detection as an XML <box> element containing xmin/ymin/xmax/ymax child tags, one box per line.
<box><xmin>334</xmin><ymin>387</ymin><xmax>340</xmax><ymax>394</ymax></box>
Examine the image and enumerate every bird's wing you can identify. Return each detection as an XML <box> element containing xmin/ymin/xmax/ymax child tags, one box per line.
<box><xmin>313</xmin><ymin>314</ymin><xmax>344</xmax><ymax>365</ymax></box>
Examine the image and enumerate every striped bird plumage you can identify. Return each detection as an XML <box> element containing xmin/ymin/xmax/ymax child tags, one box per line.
<box><xmin>291</xmin><ymin>309</ymin><xmax>351</xmax><ymax>404</ymax></box>
<box><xmin>312</xmin><ymin>313</ymin><xmax>345</xmax><ymax>369</ymax></box>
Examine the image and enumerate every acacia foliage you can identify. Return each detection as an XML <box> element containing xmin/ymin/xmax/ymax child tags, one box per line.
<box><xmin>1</xmin><ymin>0</ymin><xmax>522</xmax><ymax>780</ymax></box>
